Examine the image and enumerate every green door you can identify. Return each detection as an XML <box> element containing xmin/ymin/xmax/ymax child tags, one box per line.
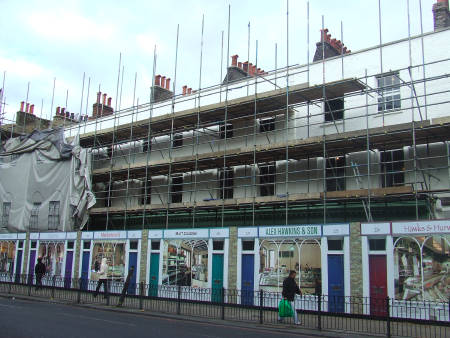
<box><xmin>211</xmin><ymin>254</ymin><xmax>224</xmax><ymax>303</ymax></box>
<box><xmin>149</xmin><ymin>253</ymin><xmax>160</xmax><ymax>297</ymax></box>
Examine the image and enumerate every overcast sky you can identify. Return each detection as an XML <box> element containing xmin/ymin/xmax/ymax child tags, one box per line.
<box><xmin>0</xmin><ymin>0</ymin><xmax>437</xmax><ymax>124</ymax></box>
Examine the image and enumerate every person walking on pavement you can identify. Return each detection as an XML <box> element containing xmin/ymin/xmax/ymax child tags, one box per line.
<box><xmin>34</xmin><ymin>257</ymin><xmax>46</xmax><ymax>290</ymax></box>
<box><xmin>279</xmin><ymin>270</ymin><xmax>302</xmax><ymax>324</ymax></box>
<box><xmin>94</xmin><ymin>257</ymin><xmax>109</xmax><ymax>299</ymax></box>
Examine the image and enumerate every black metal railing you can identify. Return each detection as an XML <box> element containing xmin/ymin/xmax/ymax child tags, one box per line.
<box><xmin>0</xmin><ymin>273</ymin><xmax>448</xmax><ymax>338</ymax></box>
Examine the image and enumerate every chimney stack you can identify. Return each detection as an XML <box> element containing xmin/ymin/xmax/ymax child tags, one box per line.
<box><xmin>248</xmin><ymin>63</ymin><xmax>254</xmax><ymax>76</ymax></box>
<box><xmin>161</xmin><ymin>76</ymin><xmax>166</xmax><ymax>89</ymax></box>
<box><xmin>182</xmin><ymin>85</ymin><xmax>187</xmax><ymax>95</ymax></box>
<box><xmin>61</xmin><ymin>108</ymin><xmax>66</xmax><ymax>116</ymax></box>
<box><xmin>30</xmin><ymin>104</ymin><xmax>34</xmax><ymax>114</ymax></box>
<box><xmin>102</xmin><ymin>93</ymin><xmax>107</xmax><ymax>105</ymax></box>
<box><xmin>433</xmin><ymin>0</ymin><xmax>450</xmax><ymax>30</ymax></box>
<box><xmin>187</xmin><ymin>88</ymin><xmax>192</xmax><ymax>95</ymax></box>
<box><xmin>56</xmin><ymin>107</ymin><xmax>61</xmax><ymax>115</ymax></box>
<box><xmin>107</xmin><ymin>97</ymin><xmax>112</xmax><ymax>106</ymax></box>
<box><xmin>26</xmin><ymin>103</ymin><xmax>30</xmax><ymax>113</ymax></box>
<box><xmin>165</xmin><ymin>78</ymin><xmax>171</xmax><ymax>90</ymax></box>
<box><xmin>243</xmin><ymin>61</ymin><xmax>249</xmax><ymax>73</ymax></box>
<box><xmin>20</xmin><ymin>101</ymin><xmax>24</xmax><ymax>112</ymax></box>
<box><xmin>238</xmin><ymin>62</ymin><xmax>242</xmax><ymax>69</ymax></box>
<box><xmin>155</xmin><ymin>75</ymin><xmax>161</xmax><ymax>86</ymax></box>
<box><xmin>231</xmin><ymin>54</ymin><xmax>238</xmax><ymax>66</ymax></box>
<box><xmin>97</xmin><ymin>92</ymin><xmax>101</xmax><ymax>104</ymax></box>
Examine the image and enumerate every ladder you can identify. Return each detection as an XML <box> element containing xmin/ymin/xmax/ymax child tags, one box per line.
<box><xmin>351</xmin><ymin>161</ymin><xmax>372</xmax><ymax>221</ymax></box>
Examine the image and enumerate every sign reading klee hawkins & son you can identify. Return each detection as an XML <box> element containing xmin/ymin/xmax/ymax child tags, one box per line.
<box><xmin>259</xmin><ymin>225</ymin><xmax>322</xmax><ymax>238</ymax></box>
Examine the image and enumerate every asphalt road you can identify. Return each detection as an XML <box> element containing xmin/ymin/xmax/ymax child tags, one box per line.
<box><xmin>0</xmin><ymin>297</ymin><xmax>316</xmax><ymax>338</ymax></box>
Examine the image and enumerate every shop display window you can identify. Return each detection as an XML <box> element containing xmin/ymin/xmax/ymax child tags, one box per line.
<box><xmin>0</xmin><ymin>241</ymin><xmax>16</xmax><ymax>274</ymax></box>
<box><xmin>91</xmin><ymin>242</ymin><xmax>126</xmax><ymax>281</ymax></box>
<box><xmin>394</xmin><ymin>236</ymin><xmax>449</xmax><ymax>302</ymax></box>
<box><xmin>259</xmin><ymin>239</ymin><xmax>321</xmax><ymax>294</ymax></box>
<box><xmin>162</xmin><ymin>240</ymin><xmax>209</xmax><ymax>287</ymax></box>
<box><xmin>38</xmin><ymin>242</ymin><xmax>64</xmax><ymax>276</ymax></box>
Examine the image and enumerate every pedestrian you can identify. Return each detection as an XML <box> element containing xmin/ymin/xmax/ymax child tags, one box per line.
<box><xmin>93</xmin><ymin>257</ymin><xmax>109</xmax><ymax>299</ymax></box>
<box><xmin>279</xmin><ymin>270</ymin><xmax>302</xmax><ymax>325</ymax></box>
<box><xmin>117</xmin><ymin>266</ymin><xmax>135</xmax><ymax>307</ymax></box>
<box><xmin>34</xmin><ymin>257</ymin><xmax>46</xmax><ymax>290</ymax></box>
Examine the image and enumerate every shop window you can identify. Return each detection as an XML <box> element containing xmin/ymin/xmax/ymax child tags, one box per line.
<box><xmin>67</xmin><ymin>241</ymin><xmax>74</xmax><ymax>250</ymax></box>
<box><xmin>48</xmin><ymin>201</ymin><xmax>60</xmax><ymax>230</ymax></box>
<box><xmin>151</xmin><ymin>241</ymin><xmax>160</xmax><ymax>251</ymax></box>
<box><xmin>91</xmin><ymin>242</ymin><xmax>126</xmax><ymax>281</ymax></box>
<box><xmin>259</xmin><ymin>117</ymin><xmax>275</xmax><ymax>132</ymax></box>
<box><xmin>328</xmin><ymin>239</ymin><xmax>343</xmax><ymax>251</ymax></box>
<box><xmin>219</xmin><ymin>167</ymin><xmax>233</xmax><ymax>199</ymax></box>
<box><xmin>259</xmin><ymin>162</ymin><xmax>275</xmax><ymax>196</ymax></box>
<box><xmin>18</xmin><ymin>241</ymin><xmax>23</xmax><ymax>249</ymax></box>
<box><xmin>377</xmin><ymin>72</ymin><xmax>401</xmax><ymax>112</ymax></box>
<box><xmin>171</xmin><ymin>176</ymin><xmax>183</xmax><ymax>203</ymax></box>
<box><xmin>31</xmin><ymin>241</ymin><xmax>37</xmax><ymax>249</ymax></box>
<box><xmin>172</xmin><ymin>134</ymin><xmax>183</xmax><ymax>148</ymax></box>
<box><xmin>39</xmin><ymin>242</ymin><xmax>65</xmax><ymax>276</ymax></box>
<box><xmin>380</xmin><ymin>149</ymin><xmax>404</xmax><ymax>188</ymax></box>
<box><xmin>369</xmin><ymin>238</ymin><xmax>386</xmax><ymax>251</ymax></box>
<box><xmin>1</xmin><ymin>202</ymin><xmax>11</xmax><ymax>229</ymax></box>
<box><xmin>213</xmin><ymin>240</ymin><xmax>224</xmax><ymax>250</ymax></box>
<box><xmin>324</xmin><ymin>98</ymin><xmax>344</xmax><ymax>122</ymax></box>
<box><xmin>83</xmin><ymin>241</ymin><xmax>91</xmax><ymax>250</ymax></box>
<box><xmin>0</xmin><ymin>241</ymin><xmax>16</xmax><ymax>274</ymax></box>
<box><xmin>326</xmin><ymin>156</ymin><xmax>346</xmax><ymax>192</ymax></box>
<box><xmin>130</xmin><ymin>241</ymin><xmax>138</xmax><ymax>250</ymax></box>
<box><xmin>219</xmin><ymin>123</ymin><xmax>233</xmax><ymax>139</ymax></box>
<box><xmin>242</xmin><ymin>240</ymin><xmax>254</xmax><ymax>251</ymax></box>
<box><xmin>141</xmin><ymin>179</ymin><xmax>151</xmax><ymax>205</ymax></box>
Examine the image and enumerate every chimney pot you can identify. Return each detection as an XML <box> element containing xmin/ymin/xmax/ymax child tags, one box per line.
<box><xmin>155</xmin><ymin>75</ymin><xmax>161</xmax><ymax>86</ymax></box>
<box><xmin>182</xmin><ymin>85</ymin><xmax>187</xmax><ymax>95</ymax></box>
<box><xmin>107</xmin><ymin>97</ymin><xmax>112</xmax><ymax>106</ymax></box>
<box><xmin>97</xmin><ymin>92</ymin><xmax>101</xmax><ymax>104</ymax></box>
<box><xmin>102</xmin><ymin>93</ymin><xmax>107</xmax><ymax>105</ymax></box>
<box><xmin>70</xmin><ymin>113</ymin><xmax>74</xmax><ymax>120</ymax></box>
<box><xmin>243</xmin><ymin>61</ymin><xmax>249</xmax><ymax>72</ymax></box>
<box><xmin>187</xmin><ymin>88</ymin><xmax>192</xmax><ymax>95</ymax></box>
<box><xmin>20</xmin><ymin>101</ymin><xmax>24</xmax><ymax>112</ymax></box>
<box><xmin>61</xmin><ymin>108</ymin><xmax>66</xmax><ymax>116</ymax></box>
<box><xmin>56</xmin><ymin>106</ymin><xmax>61</xmax><ymax>115</ymax></box>
<box><xmin>30</xmin><ymin>104</ymin><xmax>34</xmax><ymax>114</ymax></box>
<box><xmin>231</xmin><ymin>54</ymin><xmax>238</xmax><ymax>66</ymax></box>
<box><xmin>165</xmin><ymin>78</ymin><xmax>171</xmax><ymax>90</ymax></box>
<box><xmin>26</xmin><ymin>103</ymin><xmax>30</xmax><ymax>113</ymax></box>
<box><xmin>238</xmin><ymin>62</ymin><xmax>242</xmax><ymax>69</ymax></box>
<box><xmin>161</xmin><ymin>76</ymin><xmax>166</xmax><ymax>88</ymax></box>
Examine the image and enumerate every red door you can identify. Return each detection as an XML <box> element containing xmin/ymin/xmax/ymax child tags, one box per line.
<box><xmin>369</xmin><ymin>255</ymin><xmax>387</xmax><ymax>316</ymax></box>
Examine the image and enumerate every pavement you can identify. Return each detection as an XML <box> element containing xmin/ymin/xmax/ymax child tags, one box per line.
<box><xmin>0</xmin><ymin>292</ymin><xmax>383</xmax><ymax>338</ymax></box>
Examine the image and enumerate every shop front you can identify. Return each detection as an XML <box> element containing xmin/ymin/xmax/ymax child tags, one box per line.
<box><xmin>0</xmin><ymin>233</ymin><xmax>25</xmax><ymax>282</ymax></box>
<box><xmin>146</xmin><ymin>228</ymin><xmax>229</xmax><ymax>301</ymax></box>
<box><xmin>79</xmin><ymin>230</ymin><xmax>141</xmax><ymax>293</ymax></box>
<box><xmin>361</xmin><ymin>220</ymin><xmax>449</xmax><ymax>320</ymax></box>
<box><xmin>236</xmin><ymin>224</ymin><xmax>350</xmax><ymax>312</ymax></box>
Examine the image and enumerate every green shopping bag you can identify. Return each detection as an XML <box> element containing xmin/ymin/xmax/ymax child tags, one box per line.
<box><xmin>278</xmin><ymin>299</ymin><xmax>294</xmax><ymax>317</ymax></box>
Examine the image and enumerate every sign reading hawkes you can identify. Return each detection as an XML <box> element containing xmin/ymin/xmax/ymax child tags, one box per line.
<box><xmin>259</xmin><ymin>225</ymin><xmax>322</xmax><ymax>238</ymax></box>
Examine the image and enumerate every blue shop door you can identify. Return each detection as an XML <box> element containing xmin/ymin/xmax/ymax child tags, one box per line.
<box><xmin>241</xmin><ymin>254</ymin><xmax>254</xmax><ymax>306</ymax></box>
<box><xmin>127</xmin><ymin>252</ymin><xmax>138</xmax><ymax>295</ymax></box>
<box><xmin>148</xmin><ymin>253</ymin><xmax>160</xmax><ymax>297</ymax></box>
<box><xmin>28</xmin><ymin>250</ymin><xmax>36</xmax><ymax>284</ymax></box>
<box><xmin>212</xmin><ymin>254</ymin><xmax>224</xmax><ymax>303</ymax></box>
<box><xmin>328</xmin><ymin>254</ymin><xmax>345</xmax><ymax>313</ymax></box>
<box><xmin>15</xmin><ymin>250</ymin><xmax>22</xmax><ymax>283</ymax></box>
<box><xmin>80</xmin><ymin>251</ymin><xmax>90</xmax><ymax>290</ymax></box>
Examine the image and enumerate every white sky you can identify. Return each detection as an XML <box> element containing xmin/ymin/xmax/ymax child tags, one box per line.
<box><xmin>0</xmin><ymin>0</ymin><xmax>437</xmax><ymax>124</ymax></box>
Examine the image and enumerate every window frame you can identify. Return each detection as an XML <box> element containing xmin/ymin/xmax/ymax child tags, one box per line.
<box><xmin>377</xmin><ymin>72</ymin><xmax>401</xmax><ymax>112</ymax></box>
<box><xmin>29</xmin><ymin>202</ymin><xmax>41</xmax><ymax>231</ymax></box>
<box><xmin>48</xmin><ymin>201</ymin><xmax>60</xmax><ymax>230</ymax></box>
<box><xmin>1</xmin><ymin>202</ymin><xmax>11</xmax><ymax>229</ymax></box>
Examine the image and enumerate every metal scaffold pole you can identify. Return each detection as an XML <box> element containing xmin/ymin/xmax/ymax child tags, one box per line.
<box><xmin>285</xmin><ymin>0</ymin><xmax>290</xmax><ymax>226</ymax></box>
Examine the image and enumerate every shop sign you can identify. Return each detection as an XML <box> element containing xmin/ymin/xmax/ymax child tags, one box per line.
<box><xmin>163</xmin><ymin>229</ymin><xmax>209</xmax><ymax>239</ymax></box>
<box><xmin>259</xmin><ymin>225</ymin><xmax>322</xmax><ymax>238</ymax></box>
<box><xmin>238</xmin><ymin>227</ymin><xmax>258</xmax><ymax>238</ymax></box>
<box><xmin>322</xmin><ymin>224</ymin><xmax>349</xmax><ymax>236</ymax></box>
<box><xmin>81</xmin><ymin>232</ymin><xmax>94</xmax><ymax>240</ymax></box>
<box><xmin>392</xmin><ymin>220</ymin><xmax>450</xmax><ymax>235</ymax></box>
<box><xmin>0</xmin><ymin>233</ymin><xmax>17</xmax><ymax>240</ymax></box>
<box><xmin>127</xmin><ymin>230</ymin><xmax>142</xmax><ymax>239</ymax></box>
<box><xmin>30</xmin><ymin>233</ymin><xmax>39</xmax><ymax>240</ymax></box>
<box><xmin>17</xmin><ymin>233</ymin><xmax>26</xmax><ymax>239</ymax></box>
<box><xmin>94</xmin><ymin>231</ymin><xmax>127</xmax><ymax>240</ymax></box>
<box><xmin>66</xmin><ymin>232</ymin><xmax>77</xmax><ymax>240</ymax></box>
<box><xmin>148</xmin><ymin>230</ymin><xmax>163</xmax><ymax>239</ymax></box>
<box><xmin>40</xmin><ymin>232</ymin><xmax>66</xmax><ymax>240</ymax></box>
<box><xmin>361</xmin><ymin>222</ymin><xmax>391</xmax><ymax>235</ymax></box>
<box><xmin>210</xmin><ymin>228</ymin><xmax>229</xmax><ymax>238</ymax></box>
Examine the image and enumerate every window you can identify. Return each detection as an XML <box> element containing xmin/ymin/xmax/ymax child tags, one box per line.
<box><xmin>29</xmin><ymin>202</ymin><xmax>41</xmax><ymax>231</ymax></box>
<box><xmin>326</xmin><ymin>156</ymin><xmax>346</xmax><ymax>192</ymax></box>
<box><xmin>141</xmin><ymin>179</ymin><xmax>151</xmax><ymax>205</ymax></box>
<box><xmin>328</xmin><ymin>239</ymin><xmax>343</xmax><ymax>250</ymax></box>
<box><xmin>48</xmin><ymin>201</ymin><xmax>60</xmax><ymax>230</ymax></box>
<box><xmin>1</xmin><ymin>202</ymin><xmax>11</xmax><ymax>229</ymax></box>
<box><xmin>377</xmin><ymin>72</ymin><xmax>401</xmax><ymax>112</ymax></box>
<box><xmin>83</xmin><ymin>241</ymin><xmax>91</xmax><ymax>250</ymax></box>
<box><xmin>31</xmin><ymin>241</ymin><xmax>37</xmax><ymax>249</ymax></box>
<box><xmin>130</xmin><ymin>241</ymin><xmax>138</xmax><ymax>250</ymax></box>
<box><xmin>380</xmin><ymin>149</ymin><xmax>404</xmax><ymax>188</ymax></box>
<box><xmin>259</xmin><ymin>117</ymin><xmax>275</xmax><ymax>132</ymax></box>
<box><xmin>151</xmin><ymin>241</ymin><xmax>160</xmax><ymax>250</ymax></box>
<box><xmin>219</xmin><ymin>168</ymin><xmax>233</xmax><ymax>199</ymax></box>
<box><xmin>259</xmin><ymin>163</ymin><xmax>276</xmax><ymax>196</ymax></box>
<box><xmin>171</xmin><ymin>176</ymin><xmax>183</xmax><ymax>203</ymax></box>
<box><xmin>67</xmin><ymin>241</ymin><xmax>74</xmax><ymax>250</ymax></box>
<box><xmin>242</xmin><ymin>240</ymin><xmax>254</xmax><ymax>251</ymax></box>
<box><xmin>219</xmin><ymin>123</ymin><xmax>233</xmax><ymax>139</ymax></box>
<box><xmin>369</xmin><ymin>238</ymin><xmax>386</xmax><ymax>251</ymax></box>
<box><xmin>324</xmin><ymin>98</ymin><xmax>344</xmax><ymax>122</ymax></box>
<box><xmin>213</xmin><ymin>240</ymin><xmax>224</xmax><ymax>250</ymax></box>
<box><xmin>172</xmin><ymin>134</ymin><xmax>183</xmax><ymax>148</ymax></box>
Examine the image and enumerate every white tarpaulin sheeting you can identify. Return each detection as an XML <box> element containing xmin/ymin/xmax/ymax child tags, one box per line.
<box><xmin>0</xmin><ymin>128</ymin><xmax>95</xmax><ymax>232</ymax></box>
